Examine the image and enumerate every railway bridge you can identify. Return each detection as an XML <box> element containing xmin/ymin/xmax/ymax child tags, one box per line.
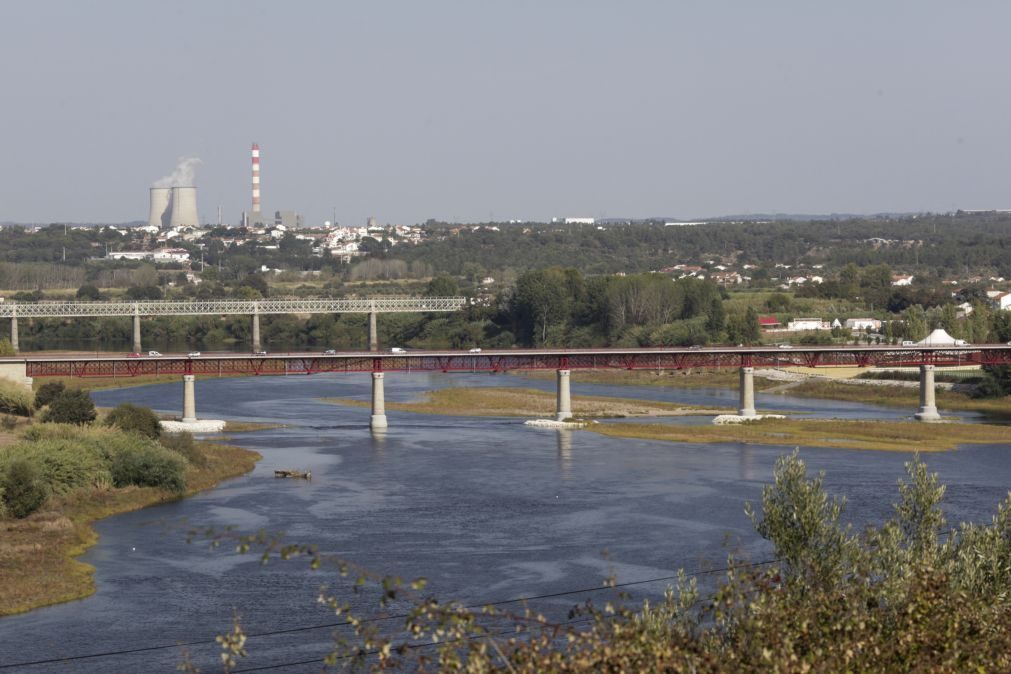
<box><xmin>5</xmin><ymin>343</ymin><xmax>1009</xmax><ymax>428</ymax></box>
<box><xmin>0</xmin><ymin>296</ymin><xmax>467</xmax><ymax>353</ymax></box>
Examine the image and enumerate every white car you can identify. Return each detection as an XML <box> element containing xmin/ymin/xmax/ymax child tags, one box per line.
<box><xmin>390</xmin><ymin>347</ymin><xmax>406</xmax><ymax>353</ymax></box>
<box><xmin>324</xmin><ymin>349</ymin><xmax>337</xmax><ymax>355</ymax></box>
<box><xmin>187</xmin><ymin>351</ymin><xmax>201</xmax><ymax>357</ymax></box>
<box><xmin>147</xmin><ymin>350</ymin><xmax>162</xmax><ymax>357</ymax></box>
<box><xmin>469</xmin><ymin>347</ymin><xmax>482</xmax><ymax>353</ymax></box>
<box><xmin>777</xmin><ymin>344</ymin><xmax>793</xmax><ymax>349</ymax></box>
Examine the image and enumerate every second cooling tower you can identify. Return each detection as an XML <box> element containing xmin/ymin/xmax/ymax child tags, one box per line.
<box><xmin>169</xmin><ymin>186</ymin><xmax>199</xmax><ymax>228</ymax></box>
<box><xmin>148</xmin><ymin>187</ymin><xmax>172</xmax><ymax>229</ymax></box>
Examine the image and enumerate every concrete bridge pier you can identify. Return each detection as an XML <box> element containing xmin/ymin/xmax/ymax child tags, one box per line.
<box><xmin>915</xmin><ymin>364</ymin><xmax>941</xmax><ymax>422</ymax></box>
<box><xmin>132</xmin><ymin>305</ymin><xmax>142</xmax><ymax>353</ymax></box>
<box><xmin>251</xmin><ymin>305</ymin><xmax>261</xmax><ymax>353</ymax></box>
<box><xmin>182</xmin><ymin>374</ymin><xmax>197</xmax><ymax>423</ymax></box>
<box><xmin>369</xmin><ymin>311</ymin><xmax>378</xmax><ymax>352</ymax></box>
<box><xmin>9</xmin><ymin>315</ymin><xmax>18</xmax><ymax>353</ymax></box>
<box><xmin>556</xmin><ymin>369</ymin><xmax>572</xmax><ymax>421</ymax></box>
<box><xmin>370</xmin><ymin>371</ymin><xmax>388</xmax><ymax>429</ymax></box>
<box><xmin>738</xmin><ymin>366</ymin><xmax>757</xmax><ymax>418</ymax></box>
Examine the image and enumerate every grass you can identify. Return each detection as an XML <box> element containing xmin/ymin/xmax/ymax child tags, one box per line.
<box><xmin>784</xmin><ymin>380</ymin><xmax>1011</xmax><ymax>420</ymax></box>
<box><xmin>590</xmin><ymin>418</ymin><xmax>1011</xmax><ymax>452</ymax></box>
<box><xmin>521</xmin><ymin>368</ymin><xmax>780</xmax><ymax>391</ymax></box>
<box><xmin>323</xmin><ymin>386</ymin><xmax>727</xmax><ymax>418</ymax></box>
<box><xmin>0</xmin><ymin>441</ymin><xmax>260</xmax><ymax>617</ymax></box>
<box><xmin>35</xmin><ymin>373</ymin><xmax>244</xmax><ymax>393</ymax></box>
<box><xmin>222</xmin><ymin>420</ymin><xmax>284</xmax><ymax>433</ymax></box>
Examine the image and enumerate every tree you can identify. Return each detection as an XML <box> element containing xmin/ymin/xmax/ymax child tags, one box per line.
<box><xmin>34</xmin><ymin>381</ymin><xmax>66</xmax><ymax>408</ymax></box>
<box><xmin>76</xmin><ymin>284</ymin><xmax>101</xmax><ymax>300</ymax></box>
<box><xmin>1</xmin><ymin>459</ymin><xmax>48</xmax><ymax>518</ymax></box>
<box><xmin>426</xmin><ymin>274</ymin><xmax>459</xmax><ymax>297</ymax></box>
<box><xmin>104</xmin><ymin>403</ymin><xmax>162</xmax><ymax>439</ymax></box>
<box><xmin>0</xmin><ymin>338</ymin><xmax>14</xmax><ymax>357</ymax></box>
<box><xmin>742</xmin><ymin>306</ymin><xmax>761</xmax><ymax>344</ymax></box>
<box><xmin>41</xmin><ymin>389</ymin><xmax>96</xmax><ymax>425</ymax></box>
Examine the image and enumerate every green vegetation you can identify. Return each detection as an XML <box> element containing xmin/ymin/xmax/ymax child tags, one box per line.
<box><xmin>40</xmin><ymin>389</ymin><xmax>96</xmax><ymax>425</ymax></box>
<box><xmin>195</xmin><ymin>453</ymin><xmax>1011</xmax><ymax>672</ymax></box>
<box><xmin>0</xmin><ymin>419</ymin><xmax>260</xmax><ymax>615</ymax></box>
<box><xmin>0</xmin><ymin>380</ymin><xmax>33</xmax><ymax>417</ymax></box>
<box><xmin>33</xmin><ymin>381</ymin><xmax>65</xmax><ymax>408</ymax></box>
<box><xmin>104</xmin><ymin>402</ymin><xmax>162</xmax><ymax>438</ymax></box>
<box><xmin>324</xmin><ymin>386</ymin><xmax>723</xmax><ymax>419</ymax></box>
<box><xmin>786</xmin><ymin>379</ymin><xmax>1011</xmax><ymax>419</ymax></box>
<box><xmin>591</xmin><ymin>417</ymin><xmax>1010</xmax><ymax>452</ymax></box>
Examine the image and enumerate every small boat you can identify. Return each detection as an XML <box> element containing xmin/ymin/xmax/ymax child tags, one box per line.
<box><xmin>274</xmin><ymin>469</ymin><xmax>311</xmax><ymax>480</ymax></box>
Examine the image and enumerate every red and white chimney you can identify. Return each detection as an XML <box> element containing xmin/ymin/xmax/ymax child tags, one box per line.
<box><xmin>251</xmin><ymin>142</ymin><xmax>261</xmax><ymax>215</ymax></box>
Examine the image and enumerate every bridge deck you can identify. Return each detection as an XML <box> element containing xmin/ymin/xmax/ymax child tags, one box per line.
<box><xmin>9</xmin><ymin>344</ymin><xmax>1010</xmax><ymax>378</ymax></box>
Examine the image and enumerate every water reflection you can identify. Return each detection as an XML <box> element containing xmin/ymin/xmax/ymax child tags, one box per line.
<box><xmin>557</xmin><ymin>430</ymin><xmax>573</xmax><ymax>479</ymax></box>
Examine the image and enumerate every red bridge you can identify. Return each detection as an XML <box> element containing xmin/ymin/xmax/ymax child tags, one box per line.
<box><xmin>5</xmin><ymin>343</ymin><xmax>1008</xmax><ymax>428</ymax></box>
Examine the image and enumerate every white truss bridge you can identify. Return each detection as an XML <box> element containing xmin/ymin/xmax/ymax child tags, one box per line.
<box><xmin>0</xmin><ymin>296</ymin><xmax>467</xmax><ymax>318</ymax></box>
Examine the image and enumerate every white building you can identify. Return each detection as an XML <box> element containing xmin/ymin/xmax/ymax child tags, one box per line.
<box><xmin>891</xmin><ymin>274</ymin><xmax>915</xmax><ymax>286</ymax></box>
<box><xmin>787</xmin><ymin>318</ymin><xmax>830</xmax><ymax>331</ymax></box>
<box><xmin>844</xmin><ymin>318</ymin><xmax>882</xmax><ymax>331</ymax></box>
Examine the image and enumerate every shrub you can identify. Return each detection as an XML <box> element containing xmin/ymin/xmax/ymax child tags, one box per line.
<box><xmin>104</xmin><ymin>403</ymin><xmax>162</xmax><ymax>439</ymax></box>
<box><xmin>1</xmin><ymin>436</ymin><xmax>113</xmax><ymax>494</ymax></box>
<box><xmin>109</xmin><ymin>443</ymin><xmax>185</xmax><ymax>493</ymax></box>
<box><xmin>0</xmin><ymin>379</ymin><xmax>33</xmax><ymax>417</ymax></box>
<box><xmin>160</xmin><ymin>431</ymin><xmax>207</xmax><ymax>467</ymax></box>
<box><xmin>1</xmin><ymin>459</ymin><xmax>49</xmax><ymax>518</ymax></box>
<box><xmin>34</xmin><ymin>381</ymin><xmax>66</xmax><ymax>409</ymax></box>
<box><xmin>0</xmin><ymin>415</ymin><xmax>17</xmax><ymax>431</ymax></box>
<box><xmin>0</xmin><ymin>338</ymin><xmax>14</xmax><ymax>357</ymax></box>
<box><xmin>41</xmin><ymin>390</ymin><xmax>96</xmax><ymax>425</ymax></box>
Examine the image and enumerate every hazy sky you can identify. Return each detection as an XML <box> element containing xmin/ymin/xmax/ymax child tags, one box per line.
<box><xmin>2</xmin><ymin>1</ymin><xmax>1009</xmax><ymax>225</ymax></box>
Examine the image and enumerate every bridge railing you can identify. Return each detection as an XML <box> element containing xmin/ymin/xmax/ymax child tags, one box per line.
<box><xmin>0</xmin><ymin>296</ymin><xmax>467</xmax><ymax>318</ymax></box>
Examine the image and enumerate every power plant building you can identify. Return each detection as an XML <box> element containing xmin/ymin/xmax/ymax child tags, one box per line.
<box><xmin>148</xmin><ymin>184</ymin><xmax>199</xmax><ymax>229</ymax></box>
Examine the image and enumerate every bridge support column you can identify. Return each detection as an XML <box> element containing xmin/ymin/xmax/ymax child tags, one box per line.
<box><xmin>10</xmin><ymin>316</ymin><xmax>18</xmax><ymax>353</ymax></box>
<box><xmin>251</xmin><ymin>306</ymin><xmax>261</xmax><ymax>352</ymax></box>
<box><xmin>556</xmin><ymin>369</ymin><xmax>572</xmax><ymax>422</ymax></box>
<box><xmin>738</xmin><ymin>367</ymin><xmax>757</xmax><ymax>418</ymax></box>
<box><xmin>132</xmin><ymin>306</ymin><xmax>142</xmax><ymax>353</ymax></box>
<box><xmin>915</xmin><ymin>364</ymin><xmax>941</xmax><ymax>422</ymax></box>
<box><xmin>182</xmin><ymin>374</ymin><xmax>197</xmax><ymax>423</ymax></box>
<box><xmin>369</xmin><ymin>311</ymin><xmax>378</xmax><ymax>352</ymax></box>
<box><xmin>370</xmin><ymin>372</ymin><xmax>388</xmax><ymax>429</ymax></box>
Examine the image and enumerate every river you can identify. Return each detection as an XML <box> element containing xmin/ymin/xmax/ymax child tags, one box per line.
<box><xmin>1</xmin><ymin>373</ymin><xmax>1009</xmax><ymax>672</ymax></box>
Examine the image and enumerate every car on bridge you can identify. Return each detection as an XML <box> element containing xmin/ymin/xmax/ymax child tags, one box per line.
<box><xmin>148</xmin><ymin>350</ymin><xmax>162</xmax><ymax>357</ymax></box>
<box><xmin>187</xmin><ymin>351</ymin><xmax>201</xmax><ymax>358</ymax></box>
<box><xmin>324</xmin><ymin>349</ymin><xmax>337</xmax><ymax>355</ymax></box>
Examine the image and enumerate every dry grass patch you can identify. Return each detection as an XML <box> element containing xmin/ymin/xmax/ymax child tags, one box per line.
<box><xmin>323</xmin><ymin>386</ymin><xmax>726</xmax><ymax>419</ymax></box>
<box><xmin>0</xmin><ymin>442</ymin><xmax>260</xmax><ymax>617</ymax></box>
<box><xmin>591</xmin><ymin>418</ymin><xmax>1011</xmax><ymax>452</ymax></box>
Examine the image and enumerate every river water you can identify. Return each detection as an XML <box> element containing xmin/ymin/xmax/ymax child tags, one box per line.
<box><xmin>1</xmin><ymin>373</ymin><xmax>1009</xmax><ymax>672</ymax></box>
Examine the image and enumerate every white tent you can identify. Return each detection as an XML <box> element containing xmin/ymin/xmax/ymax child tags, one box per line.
<box><xmin>917</xmin><ymin>328</ymin><xmax>958</xmax><ymax>346</ymax></box>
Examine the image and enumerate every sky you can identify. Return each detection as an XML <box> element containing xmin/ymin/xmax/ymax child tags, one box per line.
<box><xmin>1</xmin><ymin>1</ymin><xmax>1010</xmax><ymax>226</ymax></box>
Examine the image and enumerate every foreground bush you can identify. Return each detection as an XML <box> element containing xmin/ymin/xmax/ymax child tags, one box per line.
<box><xmin>33</xmin><ymin>381</ymin><xmax>66</xmax><ymax>409</ymax></box>
<box><xmin>160</xmin><ymin>431</ymin><xmax>207</xmax><ymax>467</ymax></box>
<box><xmin>0</xmin><ymin>459</ymin><xmax>48</xmax><ymax>518</ymax></box>
<box><xmin>104</xmin><ymin>403</ymin><xmax>162</xmax><ymax>439</ymax></box>
<box><xmin>195</xmin><ymin>452</ymin><xmax>1011</xmax><ymax>673</ymax></box>
<box><xmin>109</xmin><ymin>443</ymin><xmax>185</xmax><ymax>493</ymax></box>
<box><xmin>0</xmin><ymin>425</ymin><xmax>188</xmax><ymax>518</ymax></box>
<box><xmin>0</xmin><ymin>380</ymin><xmax>33</xmax><ymax>418</ymax></box>
<box><xmin>41</xmin><ymin>390</ymin><xmax>96</xmax><ymax>425</ymax></box>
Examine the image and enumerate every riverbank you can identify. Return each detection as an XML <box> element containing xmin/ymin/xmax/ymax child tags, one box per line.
<box><xmin>522</xmin><ymin>368</ymin><xmax>780</xmax><ymax>391</ymax></box>
<box><xmin>323</xmin><ymin>386</ymin><xmax>727</xmax><ymax>418</ymax></box>
<box><xmin>0</xmin><ymin>440</ymin><xmax>260</xmax><ymax>617</ymax></box>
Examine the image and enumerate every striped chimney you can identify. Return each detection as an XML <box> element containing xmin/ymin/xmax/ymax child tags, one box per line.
<box><xmin>251</xmin><ymin>142</ymin><xmax>261</xmax><ymax>214</ymax></box>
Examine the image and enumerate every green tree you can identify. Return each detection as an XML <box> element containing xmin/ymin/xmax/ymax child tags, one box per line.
<box><xmin>76</xmin><ymin>284</ymin><xmax>101</xmax><ymax>300</ymax></box>
<box><xmin>41</xmin><ymin>390</ymin><xmax>96</xmax><ymax>425</ymax></box>
<box><xmin>34</xmin><ymin>381</ymin><xmax>66</xmax><ymax>408</ymax></box>
<box><xmin>1</xmin><ymin>459</ymin><xmax>48</xmax><ymax>518</ymax></box>
<box><xmin>425</xmin><ymin>274</ymin><xmax>459</xmax><ymax>296</ymax></box>
<box><xmin>104</xmin><ymin>403</ymin><xmax>162</xmax><ymax>439</ymax></box>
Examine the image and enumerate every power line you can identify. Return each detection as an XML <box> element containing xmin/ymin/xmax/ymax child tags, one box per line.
<box><xmin>0</xmin><ymin>558</ymin><xmax>777</xmax><ymax>670</ymax></box>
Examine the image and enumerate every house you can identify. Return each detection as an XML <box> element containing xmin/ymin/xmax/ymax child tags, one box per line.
<box><xmin>758</xmin><ymin>315</ymin><xmax>781</xmax><ymax>330</ymax></box>
<box><xmin>845</xmin><ymin>318</ymin><xmax>882</xmax><ymax>331</ymax></box>
<box><xmin>787</xmin><ymin>318</ymin><xmax>829</xmax><ymax>331</ymax></box>
<box><xmin>891</xmin><ymin>274</ymin><xmax>915</xmax><ymax>286</ymax></box>
<box><xmin>992</xmin><ymin>292</ymin><xmax>1011</xmax><ymax>311</ymax></box>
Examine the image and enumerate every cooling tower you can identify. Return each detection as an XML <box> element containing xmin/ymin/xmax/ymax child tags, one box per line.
<box><xmin>169</xmin><ymin>186</ymin><xmax>199</xmax><ymax>228</ymax></box>
<box><xmin>148</xmin><ymin>187</ymin><xmax>172</xmax><ymax>229</ymax></box>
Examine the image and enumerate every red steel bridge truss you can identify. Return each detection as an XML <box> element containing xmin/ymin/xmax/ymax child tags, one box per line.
<box><xmin>17</xmin><ymin>345</ymin><xmax>1011</xmax><ymax>379</ymax></box>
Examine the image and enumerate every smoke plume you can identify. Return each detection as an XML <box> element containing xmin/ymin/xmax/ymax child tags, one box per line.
<box><xmin>153</xmin><ymin>156</ymin><xmax>202</xmax><ymax>188</ymax></box>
